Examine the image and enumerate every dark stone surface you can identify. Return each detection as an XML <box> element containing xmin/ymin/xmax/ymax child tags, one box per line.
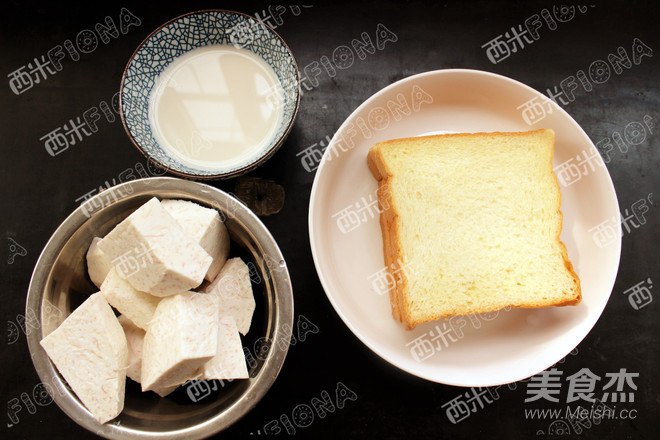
<box><xmin>1</xmin><ymin>1</ymin><xmax>658</xmax><ymax>438</ymax></box>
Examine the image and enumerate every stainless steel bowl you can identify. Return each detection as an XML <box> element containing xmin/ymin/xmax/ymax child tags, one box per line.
<box><xmin>26</xmin><ymin>177</ymin><xmax>294</xmax><ymax>439</ymax></box>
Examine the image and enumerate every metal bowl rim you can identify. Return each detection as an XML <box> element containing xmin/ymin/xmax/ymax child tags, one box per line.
<box><xmin>26</xmin><ymin>177</ymin><xmax>294</xmax><ymax>439</ymax></box>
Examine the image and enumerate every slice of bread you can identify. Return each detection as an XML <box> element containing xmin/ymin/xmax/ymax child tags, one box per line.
<box><xmin>367</xmin><ymin>129</ymin><xmax>581</xmax><ymax>330</ymax></box>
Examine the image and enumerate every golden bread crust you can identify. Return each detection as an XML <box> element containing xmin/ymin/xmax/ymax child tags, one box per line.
<box><xmin>367</xmin><ymin>129</ymin><xmax>582</xmax><ymax>330</ymax></box>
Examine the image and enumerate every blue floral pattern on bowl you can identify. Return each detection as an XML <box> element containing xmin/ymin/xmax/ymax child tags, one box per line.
<box><xmin>120</xmin><ymin>10</ymin><xmax>300</xmax><ymax>179</ymax></box>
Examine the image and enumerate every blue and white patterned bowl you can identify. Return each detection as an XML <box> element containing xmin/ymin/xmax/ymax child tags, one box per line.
<box><xmin>120</xmin><ymin>10</ymin><xmax>300</xmax><ymax>179</ymax></box>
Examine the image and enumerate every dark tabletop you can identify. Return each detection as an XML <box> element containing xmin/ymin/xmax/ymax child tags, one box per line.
<box><xmin>2</xmin><ymin>1</ymin><xmax>659</xmax><ymax>439</ymax></box>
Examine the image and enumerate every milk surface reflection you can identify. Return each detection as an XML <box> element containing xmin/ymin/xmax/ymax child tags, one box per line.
<box><xmin>149</xmin><ymin>45</ymin><xmax>284</xmax><ymax>170</ymax></box>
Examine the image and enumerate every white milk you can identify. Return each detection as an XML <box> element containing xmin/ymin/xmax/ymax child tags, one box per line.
<box><xmin>149</xmin><ymin>45</ymin><xmax>284</xmax><ymax>170</ymax></box>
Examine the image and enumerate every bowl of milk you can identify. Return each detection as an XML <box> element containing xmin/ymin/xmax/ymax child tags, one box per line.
<box><xmin>120</xmin><ymin>10</ymin><xmax>300</xmax><ymax>179</ymax></box>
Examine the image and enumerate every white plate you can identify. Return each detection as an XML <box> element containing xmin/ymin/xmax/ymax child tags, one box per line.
<box><xmin>308</xmin><ymin>69</ymin><xmax>621</xmax><ymax>386</ymax></box>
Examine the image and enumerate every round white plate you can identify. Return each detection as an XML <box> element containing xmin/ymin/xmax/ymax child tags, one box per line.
<box><xmin>308</xmin><ymin>69</ymin><xmax>621</xmax><ymax>386</ymax></box>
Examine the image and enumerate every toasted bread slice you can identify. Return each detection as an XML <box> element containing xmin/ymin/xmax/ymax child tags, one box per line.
<box><xmin>367</xmin><ymin>129</ymin><xmax>581</xmax><ymax>330</ymax></box>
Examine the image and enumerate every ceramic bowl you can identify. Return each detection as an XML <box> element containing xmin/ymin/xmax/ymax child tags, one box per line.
<box><xmin>120</xmin><ymin>10</ymin><xmax>300</xmax><ymax>179</ymax></box>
